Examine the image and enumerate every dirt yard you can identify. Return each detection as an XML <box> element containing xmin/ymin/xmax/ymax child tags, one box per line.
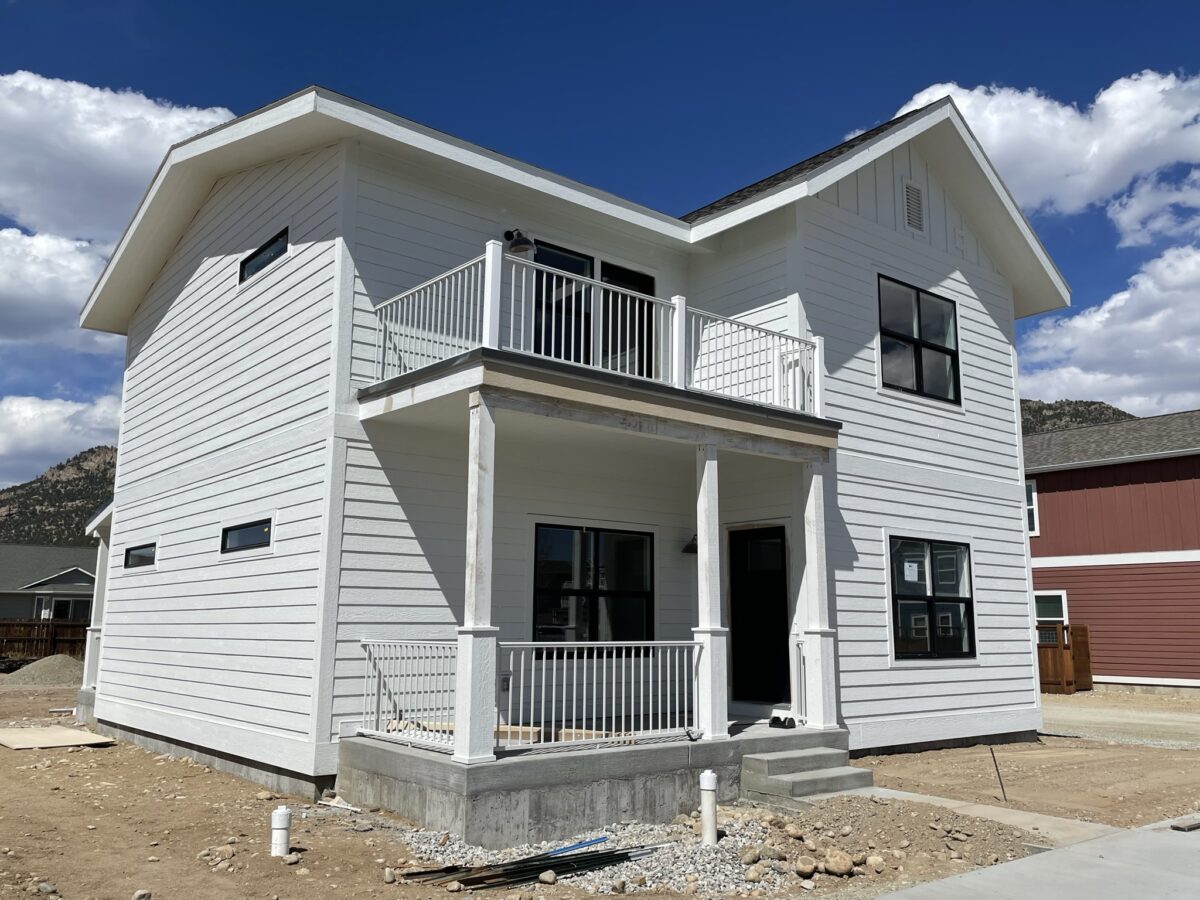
<box><xmin>0</xmin><ymin>686</ymin><xmax>1037</xmax><ymax>900</ymax></box>
<box><xmin>854</xmin><ymin>732</ymin><xmax>1200</xmax><ymax>828</ymax></box>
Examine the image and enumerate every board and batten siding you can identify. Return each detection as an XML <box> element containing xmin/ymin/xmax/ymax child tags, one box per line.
<box><xmin>796</xmin><ymin>143</ymin><xmax>1040</xmax><ymax>747</ymax></box>
<box><xmin>97</xmin><ymin>145</ymin><xmax>345</xmax><ymax>774</ymax></box>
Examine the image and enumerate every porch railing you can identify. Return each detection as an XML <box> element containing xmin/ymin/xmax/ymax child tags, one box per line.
<box><xmin>370</xmin><ymin>241</ymin><xmax>822</xmax><ymax>416</ymax></box>
<box><xmin>497</xmin><ymin>641</ymin><xmax>700</xmax><ymax>751</ymax></box>
<box><xmin>360</xmin><ymin>639</ymin><xmax>457</xmax><ymax>750</ymax></box>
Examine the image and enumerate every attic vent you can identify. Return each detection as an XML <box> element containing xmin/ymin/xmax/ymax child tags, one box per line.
<box><xmin>903</xmin><ymin>181</ymin><xmax>926</xmax><ymax>233</ymax></box>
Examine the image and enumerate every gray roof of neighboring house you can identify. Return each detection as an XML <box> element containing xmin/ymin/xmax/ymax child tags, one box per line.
<box><xmin>681</xmin><ymin>102</ymin><xmax>934</xmax><ymax>224</ymax></box>
<box><xmin>0</xmin><ymin>544</ymin><xmax>97</xmax><ymax>592</ymax></box>
<box><xmin>1024</xmin><ymin>409</ymin><xmax>1200</xmax><ymax>472</ymax></box>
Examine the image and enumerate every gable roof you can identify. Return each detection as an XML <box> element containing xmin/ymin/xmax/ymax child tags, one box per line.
<box><xmin>1024</xmin><ymin>409</ymin><xmax>1200</xmax><ymax>473</ymax></box>
<box><xmin>81</xmin><ymin>88</ymin><xmax>1069</xmax><ymax>335</ymax></box>
<box><xmin>682</xmin><ymin>104</ymin><xmax>932</xmax><ymax>223</ymax></box>
<box><xmin>0</xmin><ymin>544</ymin><xmax>97</xmax><ymax>593</ymax></box>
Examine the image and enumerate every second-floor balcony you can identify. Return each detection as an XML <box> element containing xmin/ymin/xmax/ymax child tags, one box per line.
<box><xmin>367</xmin><ymin>241</ymin><xmax>823</xmax><ymax>418</ymax></box>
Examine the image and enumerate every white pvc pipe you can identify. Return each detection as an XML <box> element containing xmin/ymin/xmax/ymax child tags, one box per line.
<box><xmin>270</xmin><ymin>805</ymin><xmax>292</xmax><ymax>857</ymax></box>
<box><xmin>699</xmin><ymin>769</ymin><xmax>718</xmax><ymax>846</ymax></box>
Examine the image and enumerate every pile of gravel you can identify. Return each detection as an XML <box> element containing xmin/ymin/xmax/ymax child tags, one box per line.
<box><xmin>0</xmin><ymin>654</ymin><xmax>84</xmax><ymax>686</ymax></box>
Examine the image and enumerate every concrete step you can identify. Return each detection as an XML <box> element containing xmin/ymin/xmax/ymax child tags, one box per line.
<box><xmin>742</xmin><ymin>747</ymin><xmax>849</xmax><ymax>777</ymax></box>
<box><xmin>741</xmin><ymin>765</ymin><xmax>874</xmax><ymax>799</ymax></box>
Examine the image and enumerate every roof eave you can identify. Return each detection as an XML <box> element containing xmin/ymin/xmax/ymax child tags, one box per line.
<box><xmin>1026</xmin><ymin>446</ymin><xmax>1200</xmax><ymax>474</ymax></box>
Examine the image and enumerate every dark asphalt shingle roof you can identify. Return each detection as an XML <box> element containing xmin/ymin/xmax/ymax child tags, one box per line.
<box><xmin>1024</xmin><ymin>409</ymin><xmax>1200</xmax><ymax>472</ymax></box>
<box><xmin>680</xmin><ymin>101</ymin><xmax>940</xmax><ymax>224</ymax></box>
<box><xmin>0</xmin><ymin>544</ymin><xmax>97</xmax><ymax>592</ymax></box>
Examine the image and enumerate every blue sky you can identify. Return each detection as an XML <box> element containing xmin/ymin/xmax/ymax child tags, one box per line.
<box><xmin>2</xmin><ymin>0</ymin><xmax>1200</xmax><ymax>484</ymax></box>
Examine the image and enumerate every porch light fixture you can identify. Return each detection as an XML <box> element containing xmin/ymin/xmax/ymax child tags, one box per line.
<box><xmin>504</xmin><ymin>229</ymin><xmax>534</xmax><ymax>255</ymax></box>
<box><xmin>682</xmin><ymin>534</ymin><xmax>698</xmax><ymax>554</ymax></box>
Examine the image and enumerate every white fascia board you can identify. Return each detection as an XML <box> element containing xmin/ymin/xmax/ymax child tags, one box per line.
<box><xmin>1032</xmin><ymin>549</ymin><xmax>1200</xmax><ymax>568</ymax></box>
<box><xmin>19</xmin><ymin>566</ymin><xmax>96</xmax><ymax>590</ymax></box>
<box><xmin>1026</xmin><ymin>447</ymin><xmax>1200</xmax><ymax>474</ymax></box>
<box><xmin>85</xmin><ymin>501</ymin><xmax>114</xmax><ymax>537</ymax></box>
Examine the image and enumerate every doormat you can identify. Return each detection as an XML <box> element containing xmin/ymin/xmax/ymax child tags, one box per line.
<box><xmin>0</xmin><ymin>725</ymin><xmax>114</xmax><ymax>750</ymax></box>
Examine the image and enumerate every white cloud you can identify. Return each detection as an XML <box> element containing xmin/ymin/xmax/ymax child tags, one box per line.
<box><xmin>0</xmin><ymin>228</ymin><xmax>116</xmax><ymax>350</ymax></box>
<box><xmin>1020</xmin><ymin>245</ymin><xmax>1200</xmax><ymax>415</ymax></box>
<box><xmin>0</xmin><ymin>393</ymin><xmax>120</xmax><ymax>486</ymax></box>
<box><xmin>0</xmin><ymin>70</ymin><xmax>232</xmax><ymax>242</ymax></box>
<box><xmin>897</xmin><ymin>71</ymin><xmax>1200</xmax><ymax>244</ymax></box>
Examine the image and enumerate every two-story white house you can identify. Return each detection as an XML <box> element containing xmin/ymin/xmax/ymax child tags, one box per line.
<box><xmin>76</xmin><ymin>87</ymin><xmax>1066</xmax><ymax>846</ymax></box>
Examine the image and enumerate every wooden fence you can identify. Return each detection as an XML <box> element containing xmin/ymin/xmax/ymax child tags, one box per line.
<box><xmin>1037</xmin><ymin>622</ymin><xmax>1093</xmax><ymax>694</ymax></box>
<box><xmin>0</xmin><ymin>620</ymin><xmax>88</xmax><ymax>660</ymax></box>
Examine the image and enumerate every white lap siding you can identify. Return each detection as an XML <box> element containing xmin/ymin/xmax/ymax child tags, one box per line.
<box><xmin>97</xmin><ymin>146</ymin><xmax>342</xmax><ymax>774</ymax></box>
<box><xmin>796</xmin><ymin>144</ymin><xmax>1039</xmax><ymax>747</ymax></box>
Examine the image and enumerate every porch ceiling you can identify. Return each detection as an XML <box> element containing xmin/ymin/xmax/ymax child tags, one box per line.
<box><xmin>357</xmin><ymin>348</ymin><xmax>839</xmax><ymax>462</ymax></box>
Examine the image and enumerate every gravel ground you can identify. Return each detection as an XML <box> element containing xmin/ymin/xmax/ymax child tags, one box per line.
<box><xmin>0</xmin><ymin>655</ymin><xmax>83</xmax><ymax>686</ymax></box>
<box><xmin>1041</xmin><ymin>690</ymin><xmax>1200</xmax><ymax>749</ymax></box>
<box><xmin>378</xmin><ymin>793</ymin><xmax>1033</xmax><ymax>897</ymax></box>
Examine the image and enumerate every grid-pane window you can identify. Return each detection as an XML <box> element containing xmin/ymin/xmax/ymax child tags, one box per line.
<box><xmin>533</xmin><ymin>524</ymin><xmax>653</xmax><ymax>642</ymax></box>
<box><xmin>878</xmin><ymin>276</ymin><xmax>960</xmax><ymax>403</ymax></box>
<box><xmin>891</xmin><ymin>536</ymin><xmax>975</xmax><ymax>659</ymax></box>
<box><xmin>1025</xmin><ymin>480</ymin><xmax>1039</xmax><ymax>535</ymax></box>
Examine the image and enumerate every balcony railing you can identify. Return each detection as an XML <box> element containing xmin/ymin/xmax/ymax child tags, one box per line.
<box><xmin>498</xmin><ymin>641</ymin><xmax>700</xmax><ymax>751</ymax></box>
<box><xmin>372</xmin><ymin>241</ymin><xmax>822</xmax><ymax>416</ymax></box>
<box><xmin>358</xmin><ymin>638</ymin><xmax>701</xmax><ymax>754</ymax></box>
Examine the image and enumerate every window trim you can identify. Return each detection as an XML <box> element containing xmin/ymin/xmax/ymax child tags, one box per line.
<box><xmin>531</xmin><ymin>521</ymin><xmax>656</xmax><ymax>643</ymax></box>
<box><xmin>1025</xmin><ymin>479</ymin><xmax>1040</xmax><ymax>537</ymax></box>
<box><xmin>1034</xmin><ymin>589</ymin><xmax>1068</xmax><ymax>625</ymax></box>
<box><xmin>887</xmin><ymin>532</ymin><xmax>978</xmax><ymax>662</ymax></box>
<box><xmin>877</xmin><ymin>274</ymin><xmax>962</xmax><ymax>406</ymax></box>
<box><xmin>220</xmin><ymin>518</ymin><xmax>274</xmax><ymax>554</ymax></box>
<box><xmin>123</xmin><ymin>542</ymin><xmax>157</xmax><ymax>570</ymax></box>
<box><xmin>237</xmin><ymin>227</ymin><xmax>290</xmax><ymax>286</ymax></box>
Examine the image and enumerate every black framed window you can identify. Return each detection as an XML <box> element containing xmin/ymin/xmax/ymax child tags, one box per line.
<box><xmin>124</xmin><ymin>543</ymin><xmax>156</xmax><ymax>568</ymax></box>
<box><xmin>221</xmin><ymin>519</ymin><xmax>272</xmax><ymax>553</ymax></box>
<box><xmin>891</xmin><ymin>536</ymin><xmax>975</xmax><ymax>659</ymax></box>
<box><xmin>878</xmin><ymin>275</ymin><xmax>960</xmax><ymax>404</ymax></box>
<box><xmin>239</xmin><ymin>228</ymin><xmax>288</xmax><ymax>283</ymax></box>
<box><xmin>533</xmin><ymin>524</ymin><xmax>653</xmax><ymax>642</ymax></box>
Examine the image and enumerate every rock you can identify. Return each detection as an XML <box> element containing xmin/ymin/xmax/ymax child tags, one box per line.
<box><xmin>784</xmin><ymin>823</ymin><xmax>804</xmax><ymax>839</ymax></box>
<box><xmin>611</xmin><ymin>879</ymin><xmax>626</xmax><ymax>894</ymax></box>
<box><xmin>296</xmin><ymin>867</ymin><xmax>310</xmax><ymax>876</ymax></box>
<box><xmin>799</xmin><ymin>879</ymin><xmax>815</xmax><ymax>891</ymax></box>
<box><xmin>445</xmin><ymin>881</ymin><xmax>463</xmax><ymax>893</ymax></box>
<box><xmin>740</xmin><ymin>849</ymin><xmax>760</xmax><ymax>865</ymax></box>
<box><xmin>758</xmin><ymin>844</ymin><xmax>786</xmax><ymax>861</ymax></box>
<box><xmin>796</xmin><ymin>856</ymin><xmax>817</xmax><ymax>877</ymax></box>
<box><xmin>743</xmin><ymin>865</ymin><xmax>763</xmax><ymax>883</ymax></box>
<box><xmin>438</xmin><ymin>833</ymin><xmax>451</xmax><ymax>846</ymax></box>
<box><xmin>867</xmin><ymin>855</ymin><xmax>885</xmax><ymax>870</ymax></box>
<box><xmin>384</xmin><ymin>867</ymin><xmax>396</xmax><ymax>884</ymax></box>
<box><xmin>852</xmin><ymin>865</ymin><xmax>866</xmax><ymax>876</ymax></box>
<box><xmin>36</xmin><ymin>886</ymin><xmax>57</xmax><ymax>896</ymax></box>
<box><xmin>685</xmin><ymin>874</ymin><xmax>699</xmax><ymax>883</ymax></box>
<box><xmin>852</xmin><ymin>851</ymin><xmax>867</xmax><ymax>866</ymax></box>
<box><xmin>631</xmin><ymin>875</ymin><xmax>646</xmax><ymax>887</ymax></box>
<box><xmin>684</xmin><ymin>885</ymin><xmax>698</xmax><ymax>895</ymax></box>
<box><xmin>672</xmin><ymin>814</ymin><xmax>692</xmax><ymax>825</ymax></box>
<box><xmin>352</xmin><ymin>821</ymin><xmax>374</xmax><ymax>833</ymax></box>
<box><xmin>282</xmin><ymin>852</ymin><xmax>302</xmax><ymax>865</ymax></box>
<box><xmin>132</xmin><ymin>892</ymin><xmax>152</xmax><ymax>900</ymax></box>
<box><xmin>147</xmin><ymin>856</ymin><xmax>160</xmax><ymax>862</ymax></box>
<box><xmin>538</xmin><ymin>871</ymin><xmax>557</xmax><ymax>885</ymax></box>
<box><xmin>803</xmin><ymin>838</ymin><xmax>817</xmax><ymax>852</ymax></box>
<box><xmin>839</xmin><ymin>825</ymin><xmax>852</xmax><ymax>837</ymax></box>
<box><xmin>256</xmin><ymin>791</ymin><xmax>276</xmax><ymax>801</ymax></box>
<box><xmin>899</xmin><ymin>839</ymin><xmax>911</xmax><ymax>849</ymax></box>
<box><xmin>214</xmin><ymin>860</ymin><xmax>232</xmax><ymax>872</ymax></box>
<box><xmin>824</xmin><ymin>849</ymin><xmax>854</xmax><ymax>877</ymax></box>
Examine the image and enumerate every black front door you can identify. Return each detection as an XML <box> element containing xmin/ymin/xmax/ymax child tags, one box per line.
<box><xmin>729</xmin><ymin>526</ymin><xmax>791</xmax><ymax>705</ymax></box>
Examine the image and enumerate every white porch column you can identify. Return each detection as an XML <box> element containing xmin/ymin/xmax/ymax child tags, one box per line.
<box><xmin>798</xmin><ymin>459</ymin><xmax>840</xmax><ymax>730</ymax></box>
<box><xmin>693</xmin><ymin>442</ymin><xmax>730</xmax><ymax>740</ymax></box>
<box><xmin>453</xmin><ymin>390</ymin><xmax>499</xmax><ymax>763</ymax></box>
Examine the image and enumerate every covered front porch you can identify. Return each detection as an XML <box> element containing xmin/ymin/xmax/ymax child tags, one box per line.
<box><xmin>352</xmin><ymin>351</ymin><xmax>842</xmax><ymax>765</ymax></box>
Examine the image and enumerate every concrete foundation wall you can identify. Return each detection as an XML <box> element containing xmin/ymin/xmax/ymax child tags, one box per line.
<box><xmin>337</xmin><ymin>729</ymin><xmax>847</xmax><ymax>848</ymax></box>
<box><xmin>95</xmin><ymin>719</ymin><xmax>334</xmax><ymax>799</ymax></box>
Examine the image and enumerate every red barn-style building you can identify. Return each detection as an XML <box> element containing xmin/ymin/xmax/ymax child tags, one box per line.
<box><xmin>1024</xmin><ymin>410</ymin><xmax>1200</xmax><ymax>693</ymax></box>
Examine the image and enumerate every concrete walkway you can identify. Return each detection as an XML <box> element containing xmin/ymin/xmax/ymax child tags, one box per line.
<box><xmin>886</xmin><ymin>817</ymin><xmax>1200</xmax><ymax>898</ymax></box>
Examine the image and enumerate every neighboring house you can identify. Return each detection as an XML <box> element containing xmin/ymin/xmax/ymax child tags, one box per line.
<box><xmin>1025</xmin><ymin>410</ymin><xmax>1200</xmax><ymax>692</ymax></box>
<box><xmin>0</xmin><ymin>544</ymin><xmax>96</xmax><ymax>621</ymax></box>
<box><xmin>76</xmin><ymin>87</ymin><xmax>1067</xmax><ymax>845</ymax></box>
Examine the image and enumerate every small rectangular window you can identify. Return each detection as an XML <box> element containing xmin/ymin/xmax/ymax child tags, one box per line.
<box><xmin>1034</xmin><ymin>592</ymin><xmax>1066</xmax><ymax>623</ymax></box>
<box><xmin>124</xmin><ymin>543</ymin><xmax>156</xmax><ymax>568</ymax></box>
<box><xmin>878</xmin><ymin>275</ymin><xmax>961</xmax><ymax>404</ymax></box>
<box><xmin>891</xmin><ymin>535</ymin><xmax>975</xmax><ymax>660</ymax></box>
<box><xmin>239</xmin><ymin>228</ymin><xmax>288</xmax><ymax>283</ymax></box>
<box><xmin>1025</xmin><ymin>480</ymin><xmax>1039</xmax><ymax>535</ymax></box>
<box><xmin>221</xmin><ymin>519</ymin><xmax>272</xmax><ymax>553</ymax></box>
